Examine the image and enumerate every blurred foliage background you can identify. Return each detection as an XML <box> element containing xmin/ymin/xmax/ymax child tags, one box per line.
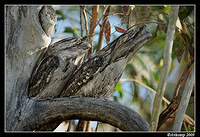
<box><xmin>51</xmin><ymin>5</ymin><xmax>195</xmax><ymax>132</ymax></box>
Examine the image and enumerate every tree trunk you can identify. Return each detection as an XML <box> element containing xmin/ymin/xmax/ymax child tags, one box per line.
<box><xmin>5</xmin><ymin>5</ymin><xmax>150</xmax><ymax>131</ymax></box>
<box><xmin>6</xmin><ymin>5</ymin><xmax>57</xmax><ymax>131</ymax></box>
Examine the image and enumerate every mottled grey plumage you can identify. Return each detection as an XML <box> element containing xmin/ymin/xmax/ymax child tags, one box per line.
<box><xmin>28</xmin><ymin>36</ymin><xmax>91</xmax><ymax>100</ymax></box>
<box><xmin>61</xmin><ymin>25</ymin><xmax>152</xmax><ymax>98</ymax></box>
<box><xmin>60</xmin><ymin>56</ymin><xmax>105</xmax><ymax>97</ymax></box>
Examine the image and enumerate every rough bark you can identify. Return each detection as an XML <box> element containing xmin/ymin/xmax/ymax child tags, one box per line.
<box><xmin>5</xmin><ymin>5</ymin><xmax>150</xmax><ymax>131</ymax></box>
<box><xmin>11</xmin><ymin>97</ymin><xmax>148</xmax><ymax>131</ymax></box>
<box><xmin>5</xmin><ymin>5</ymin><xmax>56</xmax><ymax>131</ymax></box>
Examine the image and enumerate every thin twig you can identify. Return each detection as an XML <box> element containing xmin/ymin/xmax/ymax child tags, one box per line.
<box><xmin>120</xmin><ymin>78</ymin><xmax>195</xmax><ymax>130</ymax></box>
<box><xmin>80</xmin><ymin>6</ymin><xmax>84</xmax><ymax>37</ymax></box>
<box><xmin>85</xmin><ymin>8</ymin><xmax>92</xmax><ymax>17</ymax></box>
<box><xmin>112</xmin><ymin>14</ymin><xmax>125</xmax><ymax>26</ymax></box>
<box><xmin>85</xmin><ymin>121</ymin><xmax>92</xmax><ymax>131</ymax></box>
<box><xmin>76</xmin><ymin>120</ymin><xmax>86</xmax><ymax>131</ymax></box>
<box><xmin>149</xmin><ymin>6</ymin><xmax>179</xmax><ymax>131</ymax></box>
<box><xmin>88</xmin><ymin>5</ymin><xmax>99</xmax><ymax>56</ymax></box>
<box><xmin>157</xmin><ymin>95</ymin><xmax>181</xmax><ymax>130</ymax></box>
<box><xmin>181</xmin><ymin>20</ymin><xmax>195</xmax><ymax>29</ymax></box>
<box><xmin>120</xmin><ymin>79</ymin><xmax>170</xmax><ymax>104</ymax></box>
<box><xmin>172</xmin><ymin>58</ymin><xmax>194</xmax><ymax>100</ymax></box>
<box><xmin>184</xmin><ymin>113</ymin><xmax>195</xmax><ymax>126</ymax></box>
<box><xmin>158</xmin><ymin>59</ymin><xmax>194</xmax><ymax>130</ymax></box>
<box><xmin>67</xmin><ymin>120</ymin><xmax>71</xmax><ymax>131</ymax></box>
<box><xmin>128</xmin><ymin>21</ymin><xmax>166</xmax><ymax>30</ymax></box>
<box><xmin>98</xmin><ymin>5</ymin><xmax>109</xmax><ymax>23</ymax></box>
<box><xmin>127</xmin><ymin>14</ymin><xmax>130</xmax><ymax>31</ymax></box>
<box><xmin>95</xmin><ymin>122</ymin><xmax>99</xmax><ymax>132</ymax></box>
<box><xmin>93</xmin><ymin>6</ymin><xmax>112</xmax><ymax>31</ymax></box>
<box><xmin>82</xmin><ymin>6</ymin><xmax>89</xmax><ymax>36</ymax></box>
<box><xmin>167</xmin><ymin>116</ymin><xmax>194</xmax><ymax>128</ymax></box>
<box><xmin>97</xmin><ymin>6</ymin><xmax>110</xmax><ymax>51</ymax></box>
<box><xmin>172</xmin><ymin>67</ymin><xmax>195</xmax><ymax>131</ymax></box>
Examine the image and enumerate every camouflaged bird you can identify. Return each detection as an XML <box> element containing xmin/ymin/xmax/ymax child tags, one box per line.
<box><xmin>60</xmin><ymin>25</ymin><xmax>152</xmax><ymax>98</ymax></box>
<box><xmin>28</xmin><ymin>36</ymin><xmax>91</xmax><ymax>100</ymax></box>
<box><xmin>29</xmin><ymin>25</ymin><xmax>152</xmax><ymax>131</ymax></box>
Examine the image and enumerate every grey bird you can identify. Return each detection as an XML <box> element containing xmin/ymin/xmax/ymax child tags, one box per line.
<box><xmin>60</xmin><ymin>25</ymin><xmax>152</xmax><ymax>98</ymax></box>
<box><xmin>31</xmin><ymin>25</ymin><xmax>152</xmax><ymax>131</ymax></box>
<box><xmin>28</xmin><ymin>36</ymin><xmax>91</xmax><ymax>100</ymax></box>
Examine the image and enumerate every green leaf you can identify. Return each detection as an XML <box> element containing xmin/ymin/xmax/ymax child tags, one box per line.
<box><xmin>115</xmin><ymin>82</ymin><xmax>123</xmax><ymax>99</ymax></box>
<box><xmin>170</xmin><ymin>58</ymin><xmax>174</xmax><ymax>73</ymax></box>
<box><xmin>64</xmin><ymin>27</ymin><xmax>77</xmax><ymax>36</ymax></box>
<box><xmin>56</xmin><ymin>10</ymin><xmax>66</xmax><ymax>20</ymax></box>
<box><xmin>141</xmin><ymin>75</ymin><xmax>149</xmax><ymax>86</ymax></box>
<box><xmin>163</xmin><ymin>6</ymin><xmax>171</xmax><ymax>14</ymax></box>
<box><xmin>186</xmin><ymin>125</ymin><xmax>191</xmax><ymax>131</ymax></box>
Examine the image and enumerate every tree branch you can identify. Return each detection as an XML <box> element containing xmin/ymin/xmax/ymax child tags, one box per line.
<box><xmin>80</xmin><ymin>6</ymin><xmax>84</xmax><ymax>37</ymax></box>
<box><xmin>97</xmin><ymin>6</ymin><xmax>110</xmax><ymax>51</ymax></box>
<box><xmin>172</xmin><ymin>67</ymin><xmax>195</xmax><ymax>131</ymax></box>
<box><xmin>149</xmin><ymin>6</ymin><xmax>179</xmax><ymax>131</ymax></box>
<box><xmin>82</xmin><ymin>6</ymin><xmax>89</xmax><ymax>36</ymax></box>
<box><xmin>120</xmin><ymin>78</ymin><xmax>170</xmax><ymax>104</ymax></box>
<box><xmin>16</xmin><ymin>97</ymin><xmax>149</xmax><ymax>131</ymax></box>
<box><xmin>120</xmin><ymin>78</ymin><xmax>195</xmax><ymax>130</ymax></box>
<box><xmin>172</xmin><ymin>59</ymin><xmax>194</xmax><ymax>99</ymax></box>
<box><xmin>88</xmin><ymin>5</ymin><xmax>99</xmax><ymax>56</ymax></box>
